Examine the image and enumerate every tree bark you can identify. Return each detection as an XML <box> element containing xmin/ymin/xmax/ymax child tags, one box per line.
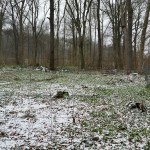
<box><xmin>139</xmin><ymin>0</ymin><xmax>150</xmax><ymax>73</ymax></box>
<box><xmin>97</xmin><ymin>0</ymin><xmax>102</xmax><ymax>69</ymax></box>
<box><xmin>133</xmin><ymin>9</ymin><xmax>140</xmax><ymax>70</ymax></box>
<box><xmin>126</xmin><ymin>0</ymin><xmax>133</xmax><ymax>74</ymax></box>
<box><xmin>71</xmin><ymin>19</ymin><xmax>77</xmax><ymax>65</ymax></box>
<box><xmin>10</xmin><ymin>0</ymin><xmax>19</xmax><ymax>64</ymax></box>
<box><xmin>49</xmin><ymin>0</ymin><xmax>55</xmax><ymax>70</ymax></box>
<box><xmin>89</xmin><ymin>5</ymin><xmax>92</xmax><ymax>65</ymax></box>
<box><xmin>0</xmin><ymin>18</ymin><xmax>2</xmax><ymax>63</ymax></box>
<box><xmin>14</xmin><ymin>0</ymin><xmax>25</xmax><ymax>65</ymax></box>
<box><xmin>0</xmin><ymin>1</ymin><xmax>7</xmax><ymax>63</ymax></box>
<box><xmin>79</xmin><ymin>34</ymin><xmax>85</xmax><ymax>69</ymax></box>
<box><xmin>56</xmin><ymin>0</ymin><xmax>60</xmax><ymax>66</ymax></box>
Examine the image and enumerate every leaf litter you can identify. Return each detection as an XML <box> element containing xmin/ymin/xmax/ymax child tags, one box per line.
<box><xmin>0</xmin><ymin>67</ymin><xmax>150</xmax><ymax>149</ymax></box>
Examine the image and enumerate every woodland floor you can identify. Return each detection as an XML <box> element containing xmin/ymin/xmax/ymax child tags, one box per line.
<box><xmin>0</xmin><ymin>66</ymin><xmax>150</xmax><ymax>150</ymax></box>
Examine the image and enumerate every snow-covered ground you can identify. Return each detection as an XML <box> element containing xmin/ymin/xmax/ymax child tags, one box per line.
<box><xmin>0</xmin><ymin>67</ymin><xmax>149</xmax><ymax>149</ymax></box>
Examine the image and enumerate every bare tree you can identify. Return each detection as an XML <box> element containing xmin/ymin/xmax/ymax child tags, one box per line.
<box><xmin>71</xmin><ymin>18</ymin><xmax>78</xmax><ymax>66</ymax></box>
<box><xmin>126</xmin><ymin>0</ymin><xmax>133</xmax><ymax>74</ymax></box>
<box><xmin>133</xmin><ymin>5</ymin><xmax>142</xmax><ymax>70</ymax></box>
<box><xmin>66</xmin><ymin>0</ymin><xmax>93</xmax><ymax>69</ymax></box>
<box><xmin>56</xmin><ymin>0</ymin><xmax>60</xmax><ymax>66</ymax></box>
<box><xmin>97</xmin><ymin>0</ymin><xmax>102</xmax><ymax>69</ymax></box>
<box><xmin>9</xmin><ymin>0</ymin><xmax>19</xmax><ymax>64</ymax></box>
<box><xmin>88</xmin><ymin>2</ymin><xmax>92</xmax><ymax>65</ymax></box>
<box><xmin>1</xmin><ymin>0</ymin><xmax>148</xmax><ymax>71</ymax></box>
<box><xmin>27</xmin><ymin>0</ymin><xmax>48</xmax><ymax>65</ymax></box>
<box><xmin>63</xmin><ymin>14</ymin><xmax>66</xmax><ymax>66</ymax></box>
<box><xmin>139</xmin><ymin>0</ymin><xmax>150</xmax><ymax>73</ymax></box>
<box><xmin>102</xmin><ymin>0</ymin><xmax>123</xmax><ymax>69</ymax></box>
<box><xmin>14</xmin><ymin>0</ymin><xmax>26</xmax><ymax>64</ymax></box>
<box><xmin>0</xmin><ymin>1</ymin><xmax>8</xmax><ymax>63</ymax></box>
<box><xmin>49</xmin><ymin>0</ymin><xmax>55</xmax><ymax>70</ymax></box>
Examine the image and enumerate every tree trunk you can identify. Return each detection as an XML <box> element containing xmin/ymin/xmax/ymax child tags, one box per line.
<box><xmin>49</xmin><ymin>0</ymin><xmax>55</xmax><ymax>70</ymax></box>
<box><xmin>89</xmin><ymin>5</ymin><xmax>92</xmax><ymax>65</ymax></box>
<box><xmin>71</xmin><ymin>19</ymin><xmax>77</xmax><ymax>65</ymax></box>
<box><xmin>133</xmin><ymin>10</ymin><xmax>140</xmax><ymax>71</ymax></box>
<box><xmin>97</xmin><ymin>0</ymin><xmax>102</xmax><ymax>69</ymax></box>
<box><xmin>33</xmin><ymin>33</ymin><xmax>38</xmax><ymax>65</ymax></box>
<box><xmin>0</xmin><ymin>21</ymin><xmax>2</xmax><ymax>63</ymax></box>
<box><xmin>126</xmin><ymin>0</ymin><xmax>133</xmax><ymax>74</ymax></box>
<box><xmin>0</xmin><ymin>1</ymin><xmax>7</xmax><ymax>64</ymax></box>
<box><xmin>17</xmin><ymin>0</ymin><xmax>25</xmax><ymax>65</ymax></box>
<box><xmin>32</xmin><ymin>25</ymin><xmax>38</xmax><ymax>66</ymax></box>
<box><xmin>79</xmin><ymin>34</ymin><xmax>85</xmax><ymax>69</ymax></box>
<box><xmin>56</xmin><ymin>0</ymin><xmax>60</xmax><ymax>66</ymax></box>
<box><xmin>139</xmin><ymin>0</ymin><xmax>150</xmax><ymax>73</ymax></box>
<box><xmin>19</xmin><ymin>22</ymin><xmax>24</xmax><ymax>65</ymax></box>
<box><xmin>63</xmin><ymin>17</ymin><xmax>66</xmax><ymax>66</ymax></box>
<box><xmin>10</xmin><ymin>0</ymin><xmax>19</xmax><ymax>65</ymax></box>
<box><xmin>93</xmin><ymin>24</ymin><xmax>97</xmax><ymax>66</ymax></box>
<box><xmin>13</xmin><ymin>25</ymin><xmax>19</xmax><ymax>65</ymax></box>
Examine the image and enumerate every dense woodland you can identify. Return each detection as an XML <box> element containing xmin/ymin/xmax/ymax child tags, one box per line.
<box><xmin>0</xmin><ymin>0</ymin><xmax>150</xmax><ymax>73</ymax></box>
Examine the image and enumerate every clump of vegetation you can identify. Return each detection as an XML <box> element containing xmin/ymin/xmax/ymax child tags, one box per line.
<box><xmin>79</xmin><ymin>95</ymin><xmax>99</xmax><ymax>103</ymax></box>
<box><xmin>138</xmin><ymin>88</ymin><xmax>150</xmax><ymax>101</ymax></box>
<box><xmin>21</xmin><ymin>110</ymin><xmax>36</xmax><ymax>119</ymax></box>
<box><xmin>94</xmin><ymin>87</ymin><xmax>114</xmax><ymax>96</ymax></box>
<box><xmin>53</xmin><ymin>91</ymin><xmax>69</xmax><ymax>99</ymax></box>
<box><xmin>0</xmin><ymin>131</ymin><xmax>7</xmax><ymax>137</ymax></box>
<box><xmin>145</xmin><ymin>83</ymin><xmax>150</xmax><ymax>89</ymax></box>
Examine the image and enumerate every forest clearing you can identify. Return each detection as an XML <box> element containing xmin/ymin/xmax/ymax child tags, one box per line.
<box><xmin>0</xmin><ymin>66</ymin><xmax>149</xmax><ymax>149</ymax></box>
<box><xmin>0</xmin><ymin>0</ymin><xmax>150</xmax><ymax>149</ymax></box>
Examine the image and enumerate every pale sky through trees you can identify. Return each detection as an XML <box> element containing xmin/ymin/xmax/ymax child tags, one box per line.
<box><xmin>38</xmin><ymin>0</ymin><xmax>114</xmax><ymax>45</ymax></box>
<box><xmin>0</xmin><ymin>0</ymin><xmax>149</xmax><ymax>70</ymax></box>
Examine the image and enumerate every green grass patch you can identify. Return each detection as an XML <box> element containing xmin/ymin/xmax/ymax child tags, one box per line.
<box><xmin>94</xmin><ymin>87</ymin><xmax>114</xmax><ymax>96</ymax></box>
<box><xmin>137</xmin><ymin>88</ymin><xmax>150</xmax><ymax>101</ymax></box>
<box><xmin>79</xmin><ymin>95</ymin><xmax>99</xmax><ymax>103</ymax></box>
<box><xmin>90</xmin><ymin>111</ymin><xmax>106</xmax><ymax>117</ymax></box>
<box><xmin>32</xmin><ymin>93</ymin><xmax>43</xmax><ymax>98</ymax></box>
